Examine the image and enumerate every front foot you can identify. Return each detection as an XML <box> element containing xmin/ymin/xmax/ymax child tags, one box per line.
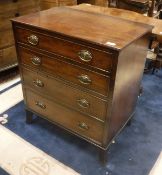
<box><xmin>99</xmin><ymin>148</ymin><xmax>107</xmax><ymax>166</ymax></box>
<box><xmin>26</xmin><ymin>110</ymin><xmax>33</xmax><ymax>124</ymax></box>
<box><xmin>126</xmin><ymin>119</ymin><xmax>132</xmax><ymax>127</ymax></box>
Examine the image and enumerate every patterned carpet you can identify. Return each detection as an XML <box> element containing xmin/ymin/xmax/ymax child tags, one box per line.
<box><xmin>0</xmin><ymin>125</ymin><xmax>79</xmax><ymax>175</ymax></box>
<box><xmin>0</xmin><ymin>69</ymin><xmax>162</xmax><ymax>175</ymax></box>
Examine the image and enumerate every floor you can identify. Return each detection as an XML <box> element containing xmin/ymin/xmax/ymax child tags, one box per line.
<box><xmin>0</xmin><ymin>70</ymin><xmax>162</xmax><ymax>175</ymax></box>
<box><xmin>0</xmin><ymin>125</ymin><xmax>79</xmax><ymax>175</ymax></box>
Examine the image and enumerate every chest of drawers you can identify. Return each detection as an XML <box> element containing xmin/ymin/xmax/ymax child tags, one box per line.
<box><xmin>0</xmin><ymin>0</ymin><xmax>40</xmax><ymax>72</ymax></box>
<box><xmin>12</xmin><ymin>6</ymin><xmax>152</xmax><ymax>163</ymax></box>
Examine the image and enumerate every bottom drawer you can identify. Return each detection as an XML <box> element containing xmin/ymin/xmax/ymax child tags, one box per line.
<box><xmin>25</xmin><ymin>89</ymin><xmax>104</xmax><ymax>145</ymax></box>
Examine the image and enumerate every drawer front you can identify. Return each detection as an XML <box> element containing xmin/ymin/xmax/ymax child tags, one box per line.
<box><xmin>0</xmin><ymin>0</ymin><xmax>39</xmax><ymax>13</ymax></box>
<box><xmin>22</xmin><ymin>67</ymin><xmax>107</xmax><ymax>121</ymax></box>
<box><xmin>2</xmin><ymin>45</ymin><xmax>17</xmax><ymax>63</ymax></box>
<box><xmin>0</xmin><ymin>45</ymin><xmax>17</xmax><ymax>70</ymax></box>
<box><xmin>58</xmin><ymin>0</ymin><xmax>77</xmax><ymax>6</ymax></box>
<box><xmin>0</xmin><ymin>1</ymin><xmax>39</xmax><ymax>31</ymax></box>
<box><xmin>18</xmin><ymin>6</ymin><xmax>40</xmax><ymax>15</ymax></box>
<box><xmin>0</xmin><ymin>9</ymin><xmax>39</xmax><ymax>32</ymax></box>
<box><xmin>0</xmin><ymin>9</ymin><xmax>18</xmax><ymax>31</ymax></box>
<box><xmin>18</xmin><ymin>47</ymin><xmax>110</xmax><ymax>96</ymax></box>
<box><xmin>17</xmin><ymin>0</ymin><xmax>40</xmax><ymax>9</ymax></box>
<box><xmin>25</xmin><ymin>89</ymin><xmax>104</xmax><ymax>144</ymax></box>
<box><xmin>15</xmin><ymin>27</ymin><xmax>113</xmax><ymax>72</ymax></box>
<box><xmin>0</xmin><ymin>30</ymin><xmax>14</xmax><ymax>48</ymax></box>
<box><xmin>0</xmin><ymin>1</ymin><xmax>18</xmax><ymax>13</ymax></box>
<box><xmin>40</xmin><ymin>1</ymin><xmax>58</xmax><ymax>10</ymax></box>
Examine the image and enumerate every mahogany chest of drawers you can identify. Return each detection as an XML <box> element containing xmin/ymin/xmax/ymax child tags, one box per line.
<box><xmin>12</xmin><ymin>5</ymin><xmax>152</xmax><ymax>163</ymax></box>
<box><xmin>0</xmin><ymin>0</ymin><xmax>40</xmax><ymax>72</ymax></box>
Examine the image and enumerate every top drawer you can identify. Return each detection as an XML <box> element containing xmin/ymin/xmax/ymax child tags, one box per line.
<box><xmin>15</xmin><ymin>27</ymin><xmax>113</xmax><ymax>72</ymax></box>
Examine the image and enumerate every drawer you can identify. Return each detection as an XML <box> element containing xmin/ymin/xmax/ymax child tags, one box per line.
<box><xmin>18</xmin><ymin>46</ymin><xmax>110</xmax><ymax>96</ymax></box>
<box><xmin>0</xmin><ymin>1</ymin><xmax>18</xmax><ymax>13</ymax></box>
<box><xmin>15</xmin><ymin>27</ymin><xmax>113</xmax><ymax>72</ymax></box>
<box><xmin>0</xmin><ymin>0</ymin><xmax>39</xmax><ymax>13</ymax></box>
<box><xmin>0</xmin><ymin>45</ymin><xmax>17</xmax><ymax>70</ymax></box>
<box><xmin>18</xmin><ymin>6</ymin><xmax>40</xmax><ymax>16</ymax></box>
<box><xmin>40</xmin><ymin>1</ymin><xmax>58</xmax><ymax>10</ymax></box>
<box><xmin>0</xmin><ymin>30</ymin><xmax>14</xmax><ymax>48</ymax></box>
<box><xmin>25</xmin><ymin>89</ymin><xmax>104</xmax><ymax>144</ymax></box>
<box><xmin>58</xmin><ymin>0</ymin><xmax>77</xmax><ymax>6</ymax></box>
<box><xmin>17</xmin><ymin>0</ymin><xmax>40</xmax><ymax>9</ymax></box>
<box><xmin>22</xmin><ymin>67</ymin><xmax>107</xmax><ymax>121</ymax></box>
<box><xmin>0</xmin><ymin>9</ymin><xmax>18</xmax><ymax>31</ymax></box>
<box><xmin>0</xmin><ymin>1</ymin><xmax>39</xmax><ymax>31</ymax></box>
<box><xmin>0</xmin><ymin>9</ymin><xmax>39</xmax><ymax>32</ymax></box>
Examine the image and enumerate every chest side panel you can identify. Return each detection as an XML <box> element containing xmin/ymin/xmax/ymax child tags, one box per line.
<box><xmin>106</xmin><ymin>34</ymin><xmax>149</xmax><ymax>145</ymax></box>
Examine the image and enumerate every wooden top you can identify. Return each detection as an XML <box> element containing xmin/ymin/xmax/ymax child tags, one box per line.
<box><xmin>12</xmin><ymin>6</ymin><xmax>152</xmax><ymax>50</ymax></box>
<box><xmin>71</xmin><ymin>4</ymin><xmax>162</xmax><ymax>40</ymax></box>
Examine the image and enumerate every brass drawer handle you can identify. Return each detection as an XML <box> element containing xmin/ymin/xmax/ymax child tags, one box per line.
<box><xmin>28</xmin><ymin>34</ymin><xmax>39</xmax><ymax>46</ymax></box>
<box><xmin>33</xmin><ymin>79</ymin><xmax>44</xmax><ymax>88</ymax></box>
<box><xmin>77</xmin><ymin>99</ymin><xmax>90</xmax><ymax>109</ymax></box>
<box><xmin>78</xmin><ymin>50</ymin><xmax>92</xmax><ymax>62</ymax></box>
<box><xmin>35</xmin><ymin>101</ymin><xmax>46</xmax><ymax>109</ymax></box>
<box><xmin>78</xmin><ymin>74</ymin><xmax>91</xmax><ymax>85</ymax></box>
<box><xmin>31</xmin><ymin>56</ymin><xmax>41</xmax><ymax>66</ymax></box>
<box><xmin>78</xmin><ymin>122</ymin><xmax>89</xmax><ymax>130</ymax></box>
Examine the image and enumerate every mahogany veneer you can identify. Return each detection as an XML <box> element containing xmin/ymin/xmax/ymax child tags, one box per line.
<box><xmin>12</xmin><ymin>6</ymin><xmax>152</xmax><ymax>163</ymax></box>
<box><xmin>71</xmin><ymin>4</ymin><xmax>162</xmax><ymax>40</ymax></box>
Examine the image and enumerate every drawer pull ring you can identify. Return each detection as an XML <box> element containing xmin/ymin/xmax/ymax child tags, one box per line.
<box><xmin>31</xmin><ymin>56</ymin><xmax>41</xmax><ymax>66</ymax></box>
<box><xmin>35</xmin><ymin>101</ymin><xmax>46</xmax><ymax>109</ymax></box>
<box><xmin>28</xmin><ymin>35</ymin><xmax>39</xmax><ymax>46</ymax></box>
<box><xmin>78</xmin><ymin>75</ymin><xmax>91</xmax><ymax>85</ymax></box>
<box><xmin>78</xmin><ymin>50</ymin><xmax>92</xmax><ymax>62</ymax></box>
<box><xmin>77</xmin><ymin>99</ymin><xmax>90</xmax><ymax>108</ymax></box>
<box><xmin>78</xmin><ymin>122</ymin><xmax>89</xmax><ymax>130</ymax></box>
<box><xmin>33</xmin><ymin>79</ymin><xmax>44</xmax><ymax>88</ymax></box>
